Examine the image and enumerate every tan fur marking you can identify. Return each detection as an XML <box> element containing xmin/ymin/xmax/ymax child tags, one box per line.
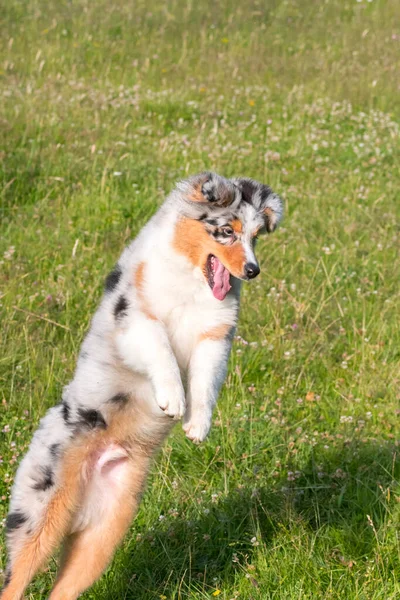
<box><xmin>231</xmin><ymin>219</ymin><xmax>243</xmax><ymax>234</ymax></box>
<box><xmin>134</xmin><ymin>262</ymin><xmax>145</xmax><ymax>289</ymax></box>
<box><xmin>49</xmin><ymin>493</ymin><xmax>135</xmax><ymax>600</ymax></box>
<box><xmin>173</xmin><ymin>218</ymin><xmax>246</xmax><ymax>279</ymax></box>
<box><xmin>264</xmin><ymin>207</ymin><xmax>276</xmax><ymax>232</ymax></box>
<box><xmin>188</xmin><ymin>186</ymin><xmax>207</xmax><ymax>203</ymax></box>
<box><xmin>134</xmin><ymin>262</ymin><xmax>157</xmax><ymax>321</ymax></box>
<box><xmin>199</xmin><ymin>324</ymin><xmax>231</xmax><ymax>342</ymax></box>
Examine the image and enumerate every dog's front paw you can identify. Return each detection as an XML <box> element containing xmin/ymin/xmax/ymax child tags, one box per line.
<box><xmin>156</xmin><ymin>382</ymin><xmax>186</xmax><ymax>420</ymax></box>
<box><xmin>182</xmin><ymin>414</ymin><xmax>211</xmax><ymax>444</ymax></box>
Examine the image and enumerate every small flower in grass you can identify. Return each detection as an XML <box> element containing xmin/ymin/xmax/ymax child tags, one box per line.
<box><xmin>158</xmin><ymin>514</ymin><xmax>165</xmax><ymax>521</ymax></box>
<box><xmin>287</xmin><ymin>471</ymin><xmax>295</xmax><ymax>481</ymax></box>
<box><xmin>203</xmin><ymin>534</ymin><xmax>210</xmax><ymax>541</ymax></box>
<box><xmin>4</xmin><ymin>246</ymin><xmax>15</xmax><ymax>260</ymax></box>
<box><xmin>113</xmin><ymin>171</ymin><xmax>122</xmax><ymax>177</ymax></box>
<box><xmin>333</xmin><ymin>468</ymin><xmax>347</xmax><ymax>479</ymax></box>
<box><xmin>250</xmin><ymin>536</ymin><xmax>259</xmax><ymax>546</ymax></box>
<box><xmin>340</xmin><ymin>415</ymin><xmax>353</xmax><ymax>423</ymax></box>
<box><xmin>2</xmin><ymin>425</ymin><xmax>10</xmax><ymax>433</ymax></box>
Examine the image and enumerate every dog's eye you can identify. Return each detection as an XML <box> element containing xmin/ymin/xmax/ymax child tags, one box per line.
<box><xmin>221</xmin><ymin>226</ymin><xmax>234</xmax><ymax>237</ymax></box>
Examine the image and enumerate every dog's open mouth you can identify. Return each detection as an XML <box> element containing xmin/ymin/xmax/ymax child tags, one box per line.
<box><xmin>206</xmin><ymin>255</ymin><xmax>232</xmax><ymax>301</ymax></box>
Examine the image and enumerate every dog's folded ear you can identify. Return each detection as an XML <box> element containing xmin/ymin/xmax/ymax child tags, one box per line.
<box><xmin>234</xmin><ymin>177</ymin><xmax>284</xmax><ymax>233</ymax></box>
<box><xmin>179</xmin><ymin>172</ymin><xmax>237</xmax><ymax>208</ymax></box>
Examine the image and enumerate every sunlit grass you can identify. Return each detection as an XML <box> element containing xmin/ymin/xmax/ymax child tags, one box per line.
<box><xmin>1</xmin><ymin>0</ymin><xmax>400</xmax><ymax>598</ymax></box>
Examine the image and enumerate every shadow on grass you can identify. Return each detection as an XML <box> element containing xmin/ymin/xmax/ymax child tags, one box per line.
<box><xmin>90</xmin><ymin>440</ymin><xmax>398</xmax><ymax>599</ymax></box>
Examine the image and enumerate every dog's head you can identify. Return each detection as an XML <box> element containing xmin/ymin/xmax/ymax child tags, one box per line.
<box><xmin>173</xmin><ymin>172</ymin><xmax>283</xmax><ymax>301</ymax></box>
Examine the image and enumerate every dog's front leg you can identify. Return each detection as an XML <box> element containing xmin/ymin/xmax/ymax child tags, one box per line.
<box><xmin>115</xmin><ymin>313</ymin><xmax>185</xmax><ymax>419</ymax></box>
<box><xmin>183</xmin><ymin>332</ymin><xmax>232</xmax><ymax>443</ymax></box>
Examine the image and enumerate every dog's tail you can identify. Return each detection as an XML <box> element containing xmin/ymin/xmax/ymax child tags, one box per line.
<box><xmin>1</xmin><ymin>403</ymin><xmax>155</xmax><ymax>600</ymax></box>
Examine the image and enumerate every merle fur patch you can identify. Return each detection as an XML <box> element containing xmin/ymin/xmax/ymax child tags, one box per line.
<box><xmin>33</xmin><ymin>466</ymin><xmax>54</xmax><ymax>492</ymax></box>
<box><xmin>1</xmin><ymin>570</ymin><xmax>11</xmax><ymax>591</ymax></box>
<box><xmin>62</xmin><ymin>401</ymin><xmax>70</xmax><ymax>423</ymax></box>
<box><xmin>6</xmin><ymin>511</ymin><xmax>28</xmax><ymax>531</ymax></box>
<box><xmin>49</xmin><ymin>443</ymin><xmax>61</xmax><ymax>458</ymax></box>
<box><xmin>260</xmin><ymin>184</ymin><xmax>273</xmax><ymax>204</ymax></box>
<box><xmin>237</xmin><ymin>178</ymin><xmax>258</xmax><ymax>204</ymax></box>
<box><xmin>114</xmin><ymin>295</ymin><xmax>128</xmax><ymax>319</ymax></box>
<box><xmin>105</xmin><ymin>265</ymin><xmax>122</xmax><ymax>293</ymax></box>
<box><xmin>108</xmin><ymin>392</ymin><xmax>130</xmax><ymax>406</ymax></box>
<box><xmin>76</xmin><ymin>408</ymin><xmax>107</xmax><ymax>430</ymax></box>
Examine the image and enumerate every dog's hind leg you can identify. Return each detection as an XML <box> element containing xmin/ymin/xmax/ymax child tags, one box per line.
<box><xmin>1</xmin><ymin>482</ymin><xmax>81</xmax><ymax>600</ymax></box>
<box><xmin>48</xmin><ymin>444</ymin><xmax>149</xmax><ymax>600</ymax></box>
<box><xmin>0</xmin><ymin>402</ymin><xmax>92</xmax><ymax>600</ymax></box>
<box><xmin>1</xmin><ymin>427</ymin><xmax>85</xmax><ymax>599</ymax></box>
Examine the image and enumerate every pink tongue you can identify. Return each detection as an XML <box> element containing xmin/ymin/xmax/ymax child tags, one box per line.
<box><xmin>212</xmin><ymin>257</ymin><xmax>231</xmax><ymax>301</ymax></box>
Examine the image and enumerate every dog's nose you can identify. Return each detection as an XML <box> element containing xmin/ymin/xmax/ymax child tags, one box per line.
<box><xmin>244</xmin><ymin>263</ymin><xmax>260</xmax><ymax>279</ymax></box>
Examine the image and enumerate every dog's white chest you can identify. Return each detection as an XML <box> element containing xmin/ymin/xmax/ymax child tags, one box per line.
<box><xmin>143</xmin><ymin>258</ymin><xmax>238</xmax><ymax>370</ymax></box>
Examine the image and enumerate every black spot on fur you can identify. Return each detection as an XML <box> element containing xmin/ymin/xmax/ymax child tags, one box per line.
<box><xmin>239</xmin><ymin>179</ymin><xmax>257</xmax><ymax>204</ymax></box>
<box><xmin>33</xmin><ymin>466</ymin><xmax>54</xmax><ymax>492</ymax></box>
<box><xmin>76</xmin><ymin>408</ymin><xmax>107</xmax><ymax>430</ymax></box>
<box><xmin>259</xmin><ymin>184</ymin><xmax>273</xmax><ymax>204</ymax></box>
<box><xmin>108</xmin><ymin>392</ymin><xmax>130</xmax><ymax>406</ymax></box>
<box><xmin>6</xmin><ymin>511</ymin><xmax>27</xmax><ymax>531</ymax></box>
<box><xmin>49</xmin><ymin>443</ymin><xmax>61</xmax><ymax>458</ymax></box>
<box><xmin>80</xmin><ymin>351</ymin><xmax>89</xmax><ymax>360</ymax></box>
<box><xmin>2</xmin><ymin>569</ymin><xmax>11</xmax><ymax>590</ymax></box>
<box><xmin>105</xmin><ymin>265</ymin><xmax>122</xmax><ymax>293</ymax></box>
<box><xmin>62</xmin><ymin>401</ymin><xmax>70</xmax><ymax>423</ymax></box>
<box><xmin>199</xmin><ymin>213</ymin><xmax>207</xmax><ymax>220</ymax></box>
<box><xmin>201</xmin><ymin>181</ymin><xmax>217</xmax><ymax>202</ymax></box>
<box><xmin>205</xmin><ymin>218</ymin><xmax>218</xmax><ymax>226</ymax></box>
<box><xmin>114</xmin><ymin>295</ymin><xmax>128</xmax><ymax>319</ymax></box>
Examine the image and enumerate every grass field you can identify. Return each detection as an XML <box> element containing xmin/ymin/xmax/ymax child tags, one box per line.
<box><xmin>1</xmin><ymin>0</ymin><xmax>400</xmax><ymax>598</ymax></box>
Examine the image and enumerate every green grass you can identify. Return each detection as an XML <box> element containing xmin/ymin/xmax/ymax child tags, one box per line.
<box><xmin>1</xmin><ymin>0</ymin><xmax>400</xmax><ymax>598</ymax></box>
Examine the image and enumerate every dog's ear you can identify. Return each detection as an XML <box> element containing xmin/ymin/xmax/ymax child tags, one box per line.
<box><xmin>234</xmin><ymin>177</ymin><xmax>283</xmax><ymax>233</ymax></box>
<box><xmin>180</xmin><ymin>172</ymin><xmax>237</xmax><ymax>208</ymax></box>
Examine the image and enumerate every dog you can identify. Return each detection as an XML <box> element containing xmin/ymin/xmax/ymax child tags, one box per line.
<box><xmin>1</xmin><ymin>172</ymin><xmax>283</xmax><ymax>599</ymax></box>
